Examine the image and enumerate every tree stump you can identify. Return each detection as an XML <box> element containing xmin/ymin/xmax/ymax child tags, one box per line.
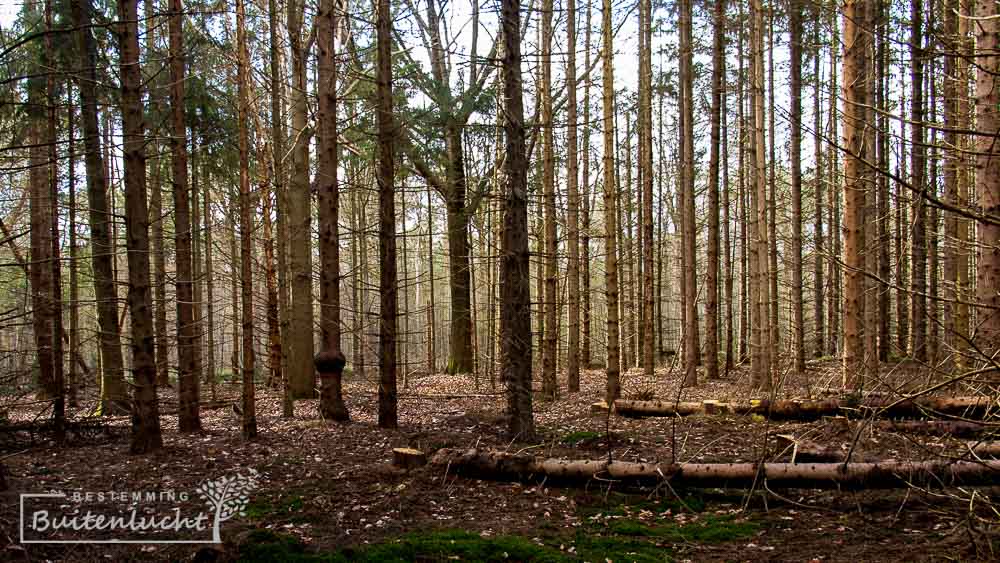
<box><xmin>590</xmin><ymin>401</ymin><xmax>610</xmax><ymax>414</ymax></box>
<box><xmin>393</xmin><ymin>448</ymin><xmax>427</xmax><ymax>470</ymax></box>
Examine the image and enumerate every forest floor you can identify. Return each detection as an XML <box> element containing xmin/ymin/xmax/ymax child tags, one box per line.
<box><xmin>1</xmin><ymin>358</ymin><xmax>998</xmax><ymax>562</ymax></box>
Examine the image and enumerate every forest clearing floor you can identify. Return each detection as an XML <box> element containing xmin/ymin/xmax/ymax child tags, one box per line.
<box><xmin>1</xmin><ymin>358</ymin><xmax>998</xmax><ymax>561</ymax></box>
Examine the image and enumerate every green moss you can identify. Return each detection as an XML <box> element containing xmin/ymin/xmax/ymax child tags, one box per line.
<box><xmin>245</xmin><ymin>494</ymin><xmax>306</xmax><ymax>521</ymax></box>
<box><xmin>238</xmin><ymin>530</ymin><xmax>341</xmax><ymax>562</ymax></box>
<box><xmin>360</xmin><ymin>529</ymin><xmax>565</xmax><ymax>562</ymax></box>
<box><xmin>560</xmin><ymin>431</ymin><xmax>602</xmax><ymax>445</ymax></box>
<box><xmin>238</xmin><ymin>529</ymin><xmax>565</xmax><ymax>562</ymax></box>
<box><xmin>572</xmin><ymin>534</ymin><xmax>672</xmax><ymax>562</ymax></box>
<box><xmin>238</xmin><ymin>499</ymin><xmax>758</xmax><ymax>563</ymax></box>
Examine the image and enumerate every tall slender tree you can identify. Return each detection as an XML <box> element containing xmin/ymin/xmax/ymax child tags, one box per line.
<box><xmin>910</xmin><ymin>0</ymin><xmax>928</xmax><ymax>361</ymax></box>
<box><xmin>975</xmin><ymin>0</ymin><xmax>1000</xmax><ymax>364</ymax></box>
<box><xmin>602</xmin><ymin>0</ymin><xmax>622</xmax><ymax>401</ymax></box>
<box><xmin>680</xmin><ymin>0</ymin><xmax>698</xmax><ymax>386</ymax></box>
<box><xmin>170</xmin><ymin>0</ymin><xmax>200</xmax><ymax>432</ymax></box>
<box><xmin>236</xmin><ymin>0</ymin><xmax>257</xmax><ymax>439</ymax></box>
<box><xmin>705</xmin><ymin>0</ymin><xmax>725</xmax><ymax>379</ymax></box>
<box><xmin>788</xmin><ymin>0</ymin><xmax>805</xmax><ymax>373</ymax></box>
<box><xmin>565</xmin><ymin>0</ymin><xmax>581</xmax><ymax>391</ymax></box>
<box><xmin>120</xmin><ymin>0</ymin><xmax>162</xmax><ymax>453</ymax></box>
<box><xmin>640</xmin><ymin>0</ymin><xmax>655</xmax><ymax>378</ymax></box>
<box><xmin>750</xmin><ymin>0</ymin><xmax>772</xmax><ymax>389</ymax></box>
<box><xmin>842</xmin><ymin>0</ymin><xmax>871</xmax><ymax>388</ymax></box>
<box><xmin>500</xmin><ymin>0</ymin><xmax>533</xmax><ymax>437</ymax></box>
<box><xmin>541</xmin><ymin>0</ymin><xmax>558</xmax><ymax>399</ymax></box>
<box><xmin>376</xmin><ymin>0</ymin><xmax>398</xmax><ymax>428</ymax></box>
<box><xmin>287</xmin><ymin>0</ymin><xmax>316</xmax><ymax>398</ymax></box>
<box><xmin>71</xmin><ymin>0</ymin><xmax>127</xmax><ymax>415</ymax></box>
<box><xmin>317</xmin><ymin>0</ymin><xmax>349</xmax><ymax>421</ymax></box>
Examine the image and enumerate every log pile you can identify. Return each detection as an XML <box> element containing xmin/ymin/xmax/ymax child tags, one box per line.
<box><xmin>608</xmin><ymin>397</ymin><xmax>995</xmax><ymax>421</ymax></box>
<box><xmin>430</xmin><ymin>448</ymin><xmax>1000</xmax><ymax>489</ymax></box>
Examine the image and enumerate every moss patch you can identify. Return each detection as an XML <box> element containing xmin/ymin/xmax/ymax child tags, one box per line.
<box><xmin>244</xmin><ymin>494</ymin><xmax>305</xmax><ymax>521</ymax></box>
<box><xmin>560</xmin><ymin>431</ymin><xmax>602</xmax><ymax>445</ymax></box>
<box><xmin>238</xmin><ymin>529</ymin><xmax>564</xmax><ymax>562</ymax></box>
<box><xmin>238</xmin><ymin>494</ymin><xmax>759</xmax><ymax>562</ymax></box>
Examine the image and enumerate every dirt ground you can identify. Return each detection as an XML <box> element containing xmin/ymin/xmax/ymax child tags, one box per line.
<box><xmin>1</xmin><ymin>359</ymin><xmax>998</xmax><ymax>562</ymax></box>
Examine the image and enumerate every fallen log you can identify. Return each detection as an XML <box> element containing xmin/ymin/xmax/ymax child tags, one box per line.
<box><xmin>873</xmin><ymin>420</ymin><xmax>994</xmax><ymax>438</ymax></box>
<box><xmin>430</xmin><ymin>448</ymin><xmax>1000</xmax><ymax>489</ymax></box>
<box><xmin>613</xmin><ymin>396</ymin><xmax>995</xmax><ymax>421</ymax></box>
<box><xmin>969</xmin><ymin>442</ymin><xmax>1000</xmax><ymax>459</ymax></box>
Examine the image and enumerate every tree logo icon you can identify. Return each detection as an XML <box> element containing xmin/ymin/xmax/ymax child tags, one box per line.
<box><xmin>195</xmin><ymin>469</ymin><xmax>260</xmax><ymax>543</ymax></box>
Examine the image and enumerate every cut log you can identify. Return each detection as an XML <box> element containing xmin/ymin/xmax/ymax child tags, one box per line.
<box><xmin>614</xmin><ymin>400</ymin><xmax>706</xmax><ymax>418</ymax></box>
<box><xmin>969</xmin><ymin>442</ymin><xmax>1000</xmax><ymax>459</ymax></box>
<box><xmin>393</xmin><ymin>447</ymin><xmax>427</xmax><ymax>470</ymax></box>
<box><xmin>613</xmin><ymin>397</ymin><xmax>995</xmax><ymax>421</ymax></box>
<box><xmin>703</xmin><ymin>400</ymin><xmax>731</xmax><ymax>415</ymax></box>
<box><xmin>873</xmin><ymin>420</ymin><xmax>993</xmax><ymax>438</ymax></box>
<box><xmin>590</xmin><ymin>401</ymin><xmax>610</xmax><ymax>414</ymax></box>
<box><xmin>430</xmin><ymin>448</ymin><xmax>1000</xmax><ymax>489</ymax></box>
<box><xmin>774</xmin><ymin>434</ymin><xmax>847</xmax><ymax>463</ymax></box>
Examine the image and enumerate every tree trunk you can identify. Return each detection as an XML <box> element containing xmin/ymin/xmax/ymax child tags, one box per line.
<box><xmin>500</xmin><ymin>0</ymin><xmax>534</xmax><ymax>438</ymax></box>
<box><xmin>44</xmin><ymin>0</ymin><xmax>64</xmax><ymax>432</ymax></box>
<box><xmin>287</xmin><ymin>0</ymin><xmax>316</xmax><ymax>399</ymax></box>
<box><xmin>944</xmin><ymin>0</ymin><xmax>971</xmax><ymax>369</ymax></box>
<box><xmin>72</xmin><ymin>0</ymin><xmax>127</xmax><ymax>415</ymax></box>
<box><xmin>170</xmin><ymin>0</ymin><xmax>200</xmax><ymax>432</ymax></box>
<box><xmin>120</xmin><ymin>0</ymin><xmax>162</xmax><ymax>454</ymax></box>
<box><xmin>426</xmin><ymin>184</ymin><xmax>436</xmax><ymax>374</ymax></box>
<box><xmin>975</xmin><ymin>0</ymin><xmax>1000</xmax><ymax>364</ymax></box>
<box><xmin>28</xmin><ymin>11</ymin><xmax>63</xmax><ymax>434</ymax></box>
<box><xmin>268</xmin><ymin>0</ymin><xmax>291</xmax><ymax>417</ymax></box>
<box><xmin>316</xmin><ymin>0</ymin><xmax>349</xmax><ymax>422</ymax></box>
<box><xmin>565</xmin><ymin>0</ymin><xmax>580</xmax><ymax>391</ymax></box>
<box><xmin>680</xmin><ymin>0</ymin><xmax>698</xmax><ymax>387</ymax></box>
<box><xmin>236</xmin><ymin>0</ymin><xmax>257</xmax><ymax>439</ymax></box>
<box><xmin>812</xmin><ymin>15</ymin><xmax>825</xmax><ymax>359</ymax></box>
<box><xmin>737</xmin><ymin>8</ymin><xmax>749</xmax><ymax>364</ymax></box>
<box><xmin>203</xmin><ymin>160</ymin><xmax>217</xmax><ymax>402</ymax></box>
<box><xmin>581</xmin><ymin>2</ymin><xmax>593</xmax><ymax>370</ymax></box>
<box><xmin>705</xmin><ymin>0</ymin><xmax>725</xmax><ymax>380</ymax></box>
<box><xmin>750</xmin><ymin>0</ymin><xmax>772</xmax><ymax>389</ymax></box>
<box><xmin>788</xmin><ymin>0</ymin><xmax>805</xmax><ymax>373</ymax></box>
<box><xmin>910</xmin><ymin>0</ymin><xmax>928</xmax><ymax>362</ymax></box>
<box><xmin>67</xmin><ymin>85</ymin><xmax>80</xmax><ymax>406</ymax></box>
<box><xmin>722</xmin><ymin>65</ymin><xmax>734</xmax><ymax>372</ymax></box>
<box><xmin>376</xmin><ymin>0</ymin><xmax>398</xmax><ymax>429</ymax></box>
<box><xmin>541</xmin><ymin>0</ymin><xmax>557</xmax><ymax>399</ymax></box>
<box><xmin>828</xmin><ymin>9</ymin><xmax>841</xmax><ymax>358</ymax></box>
<box><xmin>640</xmin><ymin>0</ymin><xmax>654</xmax><ymax>377</ymax></box>
<box><xmin>842</xmin><ymin>0</ymin><xmax>870</xmax><ymax>389</ymax></box>
<box><xmin>876</xmin><ymin>0</ymin><xmax>891</xmax><ymax>362</ymax></box>
<box><xmin>144</xmin><ymin>0</ymin><xmax>169</xmax><ymax>391</ymax></box>
<box><xmin>601</xmin><ymin>0</ymin><xmax>621</xmax><ymax>402</ymax></box>
<box><xmin>766</xmin><ymin>3</ymin><xmax>779</xmax><ymax>361</ymax></box>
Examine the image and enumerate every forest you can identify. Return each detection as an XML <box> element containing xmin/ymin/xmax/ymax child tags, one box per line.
<box><xmin>0</xmin><ymin>0</ymin><xmax>998</xmax><ymax>558</ymax></box>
